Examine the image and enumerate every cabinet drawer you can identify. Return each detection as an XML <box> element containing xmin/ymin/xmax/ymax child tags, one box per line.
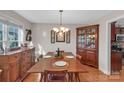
<box><xmin>87</xmin><ymin>51</ymin><xmax>96</xmax><ymax>61</ymax></box>
<box><xmin>9</xmin><ymin>62</ymin><xmax>20</xmax><ymax>81</ymax></box>
<box><xmin>8</xmin><ymin>53</ymin><xmax>20</xmax><ymax>63</ymax></box>
<box><xmin>86</xmin><ymin>51</ymin><xmax>97</xmax><ymax>66</ymax></box>
<box><xmin>0</xmin><ymin>56</ymin><xmax>8</xmax><ymax>63</ymax></box>
<box><xmin>20</xmin><ymin>62</ymin><xmax>31</xmax><ymax>77</ymax></box>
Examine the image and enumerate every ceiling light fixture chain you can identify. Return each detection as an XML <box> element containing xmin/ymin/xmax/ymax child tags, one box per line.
<box><xmin>52</xmin><ymin>10</ymin><xmax>69</xmax><ymax>33</ymax></box>
<box><xmin>60</xmin><ymin>10</ymin><xmax>63</xmax><ymax>26</ymax></box>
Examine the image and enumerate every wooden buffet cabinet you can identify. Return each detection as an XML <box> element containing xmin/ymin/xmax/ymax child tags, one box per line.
<box><xmin>76</xmin><ymin>25</ymin><xmax>99</xmax><ymax>68</ymax></box>
<box><xmin>0</xmin><ymin>47</ymin><xmax>35</xmax><ymax>82</ymax></box>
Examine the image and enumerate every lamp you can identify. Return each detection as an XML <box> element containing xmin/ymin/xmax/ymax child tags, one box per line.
<box><xmin>52</xmin><ymin>10</ymin><xmax>69</xmax><ymax>33</ymax></box>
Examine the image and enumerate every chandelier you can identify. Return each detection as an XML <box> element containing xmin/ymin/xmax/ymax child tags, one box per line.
<box><xmin>52</xmin><ymin>10</ymin><xmax>69</xmax><ymax>33</ymax></box>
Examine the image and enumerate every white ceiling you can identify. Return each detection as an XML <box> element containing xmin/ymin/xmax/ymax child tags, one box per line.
<box><xmin>14</xmin><ymin>10</ymin><xmax>112</xmax><ymax>24</ymax></box>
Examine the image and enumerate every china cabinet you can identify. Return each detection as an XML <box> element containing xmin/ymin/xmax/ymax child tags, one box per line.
<box><xmin>76</xmin><ymin>25</ymin><xmax>99</xmax><ymax>67</ymax></box>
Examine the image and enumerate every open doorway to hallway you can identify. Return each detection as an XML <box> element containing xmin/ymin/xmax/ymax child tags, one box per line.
<box><xmin>111</xmin><ymin>18</ymin><xmax>124</xmax><ymax>74</ymax></box>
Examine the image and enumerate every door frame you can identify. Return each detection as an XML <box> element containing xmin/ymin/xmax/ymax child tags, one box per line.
<box><xmin>107</xmin><ymin>15</ymin><xmax>124</xmax><ymax>75</ymax></box>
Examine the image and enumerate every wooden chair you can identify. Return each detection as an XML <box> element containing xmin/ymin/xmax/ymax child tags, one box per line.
<box><xmin>22</xmin><ymin>73</ymin><xmax>42</xmax><ymax>82</ymax></box>
<box><xmin>44</xmin><ymin>70</ymin><xmax>68</xmax><ymax>82</ymax></box>
<box><xmin>0</xmin><ymin>69</ymin><xmax>2</xmax><ymax>82</ymax></box>
<box><xmin>76</xmin><ymin>54</ymin><xmax>82</xmax><ymax>60</ymax></box>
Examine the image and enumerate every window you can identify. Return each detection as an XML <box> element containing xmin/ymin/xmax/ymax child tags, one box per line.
<box><xmin>8</xmin><ymin>25</ymin><xmax>19</xmax><ymax>48</ymax></box>
<box><xmin>0</xmin><ymin>22</ymin><xmax>3</xmax><ymax>49</ymax></box>
<box><xmin>0</xmin><ymin>20</ymin><xmax>23</xmax><ymax>52</ymax></box>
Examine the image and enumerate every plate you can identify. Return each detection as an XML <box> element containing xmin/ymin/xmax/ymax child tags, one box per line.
<box><xmin>43</xmin><ymin>55</ymin><xmax>52</xmax><ymax>58</ymax></box>
<box><xmin>66</xmin><ymin>56</ymin><xmax>74</xmax><ymax>58</ymax></box>
<box><xmin>54</xmin><ymin>61</ymin><xmax>67</xmax><ymax>67</ymax></box>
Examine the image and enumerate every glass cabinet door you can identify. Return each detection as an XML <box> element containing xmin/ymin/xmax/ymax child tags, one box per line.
<box><xmin>77</xmin><ymin>27</ymin><xmax>97</xmax><ymax>49</ymax></box>
<box><xmin>77</xmin><ymin>30</ymin><xmax>85</xmax><ymax>48</ymax></box>
<box><xmin>86</xmin><ymin>28</ymin><xmax>96</xmax><ymax>48</ymax></box>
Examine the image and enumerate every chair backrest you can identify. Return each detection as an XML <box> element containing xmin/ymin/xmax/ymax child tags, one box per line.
<box><xmin>0</xmin><ymin>69</ymin><xmax>2</xmax><ymax>82</ymax></box>
<box><xmin>45</xmin><ymin>69</ymin><xmax>67</xmax><ymax>74</ymax></box>
<box><xmin>44</xmin><ymin>69</ymin><xmax>67</xmax><ymax>82</ymax></box>
<box><xmin>76</xmin><ymin>54</ymin><xmax>82</xmax><ymax>61</ymax></box>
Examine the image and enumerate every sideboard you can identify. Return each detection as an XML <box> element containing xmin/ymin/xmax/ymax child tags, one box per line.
<box><xmin>0</xmin><ymin>47</ymin><xmax>35</xmax><ymax>82</ymax></box>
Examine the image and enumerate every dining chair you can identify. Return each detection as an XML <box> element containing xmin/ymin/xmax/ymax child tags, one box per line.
<box><xmin>0</xmin><ymin>69</ymin><xmax>2</xmax><ymax>82</ymax></box>
<box><xmin>76</xmin><ymin>54</ymin><xmax>82</xmax><ymax>60</ymax></box>
<box><xmin>44</xmin><ymin>69</ymin><xmax>68</xmax><ymax>82</ymax></box>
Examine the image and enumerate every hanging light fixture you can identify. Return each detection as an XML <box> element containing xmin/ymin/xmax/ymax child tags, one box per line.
<box><xmin>52</xmin><ymin>10</ymin><xmax>69</xmax><ymax>33</ymax></box>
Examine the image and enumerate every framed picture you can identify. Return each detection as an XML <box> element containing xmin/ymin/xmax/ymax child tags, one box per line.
<box><xmin>51</xmin><ymin>30</ymin><xmax>55</xmax><ymax>43</ymax></box>
<box><xmin>56</xmin><ymin>32</ymin><xmax>65</xmax><ymax>42</ymax></box>
<box><xmin>66</xmin><ymin>30</ymin><xmax>70</xmax><ymax>43</ymax></box>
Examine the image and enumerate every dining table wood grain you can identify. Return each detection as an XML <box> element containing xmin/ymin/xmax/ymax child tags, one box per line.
<box><xmin>27</xmin><ymin>52</ymin><xmax>88</xmax><ymax>81</ymax></box>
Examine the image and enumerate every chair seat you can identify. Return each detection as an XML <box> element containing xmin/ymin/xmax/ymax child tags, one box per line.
<box><xmin>44</xmin><ymin>70</ymin><xmax>67</xmax><ymax>82</ymax></box>
<box><xmin>49</xmin><ymin>74</ymin><xmax>65</xmax><ymax>80</ymax></box>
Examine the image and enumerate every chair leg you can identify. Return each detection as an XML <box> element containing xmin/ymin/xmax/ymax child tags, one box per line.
<box><xmin>40</xmin><ymin>73</ymin><xmax>44</xmax><ymax>82</ymax></box>
<box><xmin>77</xmin><ymin>73</ymin><xmax>80</xmax><ymax>82</ymax></box>
<box><xmin>74</xmin><ymin>73</ymin><xmax>80</xmax><ymax>82</ymax></box>
<box><xmin>67</xmin><ymin>73</ymin><xmax>70</xmax><ymax>82</ymax></box>
<box><xmin>43</xmin><ymin>73</ymin><xmax>47</xmax><ymax>82</ymax></box>
<box><xmin>68</xmin><ymin>73</ymin><xmax>72</xmax><ymax>82</ymax></box>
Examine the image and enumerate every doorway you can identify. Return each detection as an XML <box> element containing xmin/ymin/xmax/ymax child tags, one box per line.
<box><xmin>110</xmin><ymin>19</ymin><xmax>124</xmax><ymax>74</ymax></box>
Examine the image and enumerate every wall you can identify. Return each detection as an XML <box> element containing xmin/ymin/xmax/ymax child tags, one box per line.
<box><xmin>0</xmin><ymin>10</ymin><xmax>32</xmax><ymax>42</ymax></box>
<box><xmin>5</xmin><ymin>10</ymin><xmax>124</xmax><ymax>75</ymax></box>
<box><xmin>116</xmin><ymin>19</ymin><xmax>124</xmax><ymax>27</ymax></box>
<box><xmin>32</xmin><ymin>23</ymin><xmax>80</xmax><ymax>57</ymax></box>
<box><xmin>94</xmin><ymin>10</ymin><xmax>124</xmax><ymax>75</ymax></box>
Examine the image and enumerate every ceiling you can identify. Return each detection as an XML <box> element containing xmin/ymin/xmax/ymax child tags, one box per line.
<box><xmin>14</xmin><ymin>10</ymin><xmax>112</xmax><ymax>24</ymax></box>
<box><xmin>116</xmin><ymin>18</ymin><xmax>124</xmax><ymax>27</ymax></box>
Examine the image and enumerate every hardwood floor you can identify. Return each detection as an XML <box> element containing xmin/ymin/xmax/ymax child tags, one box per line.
<box><xmin>23</xmin><ymin>64</ymin><xmax>124</xmax><ymax>82</ymax></box>
<box><xmin>79</xmin><ymin>65</ymin><xmax>124</xmax><ymax>82</ymax></box>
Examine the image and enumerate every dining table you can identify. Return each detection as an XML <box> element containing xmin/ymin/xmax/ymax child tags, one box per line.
<box><xmin>27</xmin><ymin>52</ymin><xmax>88</xmax><ymax>82</ymax></box>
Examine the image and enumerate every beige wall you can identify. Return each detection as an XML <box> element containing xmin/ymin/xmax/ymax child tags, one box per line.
<box><xmin>32</xmin><ymin>23</ymin><xmax>81</xmax><ymax>57</ymax></box>
<box><xmin>94</xmin><ymin>10</ymin><xmax>124</xmax><ymax>75</ymax></box>
<box><xmin>0</xmin><ymin>10</ymin><xmax>32</xmax><ymax>42</ymax></box>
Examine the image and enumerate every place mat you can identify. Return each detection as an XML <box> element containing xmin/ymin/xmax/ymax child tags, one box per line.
<box><xmin>65</xmin><ymin>55</ymin><xmax>74</xmax><ymax>58</ymax></box>
<box><xmin>52</xmin><ymin>61</ymin><xmax>69</xmax><ymax>69</ymax></box>
<box><xmin>43</xmin><ymin>55</ymin><xmax>52</xmax><ymax>58</ymax></box>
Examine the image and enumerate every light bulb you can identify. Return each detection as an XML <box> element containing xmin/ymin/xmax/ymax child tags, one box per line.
<box><xmin>53</xmin><ymin>27</ymin><xmax>59</xmax><ymax>32</ymax></box>
<box><xmin>60</xmin><ymin>27</ymin><xmax>65</xmax><ymax>31</ymax></box>
<box><xmin>65</xmin><ymin>28</ymin><xmax>69</xmax><ymax>32</ymax></box>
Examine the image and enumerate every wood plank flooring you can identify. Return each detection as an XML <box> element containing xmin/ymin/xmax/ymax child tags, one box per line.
<box><xmin>23</xmin><ymin>64</ymin><xmax>124</xmax><ymax>82</ymax></box>
<box><xmin>79</xmin><ymin>65</ymin><xmax>124</xmax><ymax>82</ymax></box>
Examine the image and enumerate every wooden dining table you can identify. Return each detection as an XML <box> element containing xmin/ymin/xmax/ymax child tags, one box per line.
<box><xmin>27</xmin><ymin>52</ymin><xmax>88</xmax><ymax>82</ymax></box>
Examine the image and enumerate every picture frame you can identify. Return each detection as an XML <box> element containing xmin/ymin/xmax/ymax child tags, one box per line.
<box><xmin>56</xmin><ymin>32</ymin><xmax>65</xmax><ymax>42</ymax></box>
<box><xmin>51</xmin><ymin>30</ymin><xmax>55</xmax><ymax>43</ymax></box>
<box><xmin>66</xmin><ymin>30</ymin><xmax>70</xmax><ymax>43</ymax></box>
